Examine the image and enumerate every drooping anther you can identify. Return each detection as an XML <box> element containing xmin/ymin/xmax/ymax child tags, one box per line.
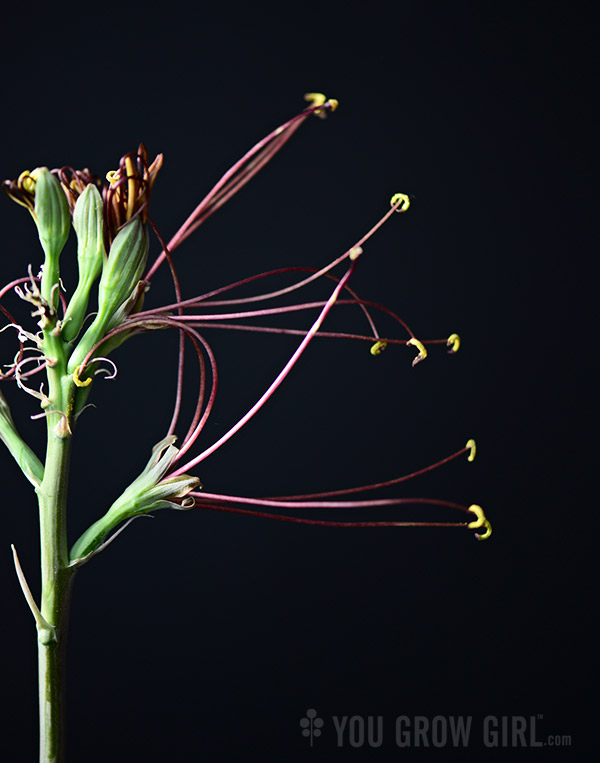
<box><xmin>467</xmin><ymin>505</ymin><xmax>492</xmax><ymax>540</ymax></box>
<box><xmin>475</xmin><ymin>520</ymin><xmax>492</xmax><ymax>541</ymax></box>
<box><xmin>406</xmin><ymin>337</ymin><xmax>427</xmax><ymax>366</ymax></box>
<box><xmin>304</xmin><ymin>92</ymin><xmax>339</xmax><ymax>118</ymax></box>
<box><xmin>390</xmin><ymin>193</ymin><xmax>411</xmax><ymax>212</ymax></box>
<box><xmin>467</xmin><ymin>504</ymin><xmax>486</xmax><ymax>528</ymax></box>
<box><xmin>447</xmin><ymin>333</ymin><xmax>460</xmax><ymax>353</ymax></box>
<box><xmin>370</xmin><ymin>341</ymin><xmax>387</xmax><ymax>356</ymax></box>
<box><xmin>466</xmin><ymin>438</ymin><xmax>476</xmax><ymax>462</ymax></box>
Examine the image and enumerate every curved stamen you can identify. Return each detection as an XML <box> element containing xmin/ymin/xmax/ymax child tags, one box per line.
<box><xmin>194</xmin><ymin>503</ymin><xmax>471</xmax><ymax>530</ymax></box>
<box><xmin>74</xmin><ymin>316</ymin><xmax>217</xmax><ymax>458</ymax></box>
<box><xmin>192</xmin><ymin>492</ymin><xmax>474</xmax><ymax>513</ymax></box>
<box><xmin>269</xmin><ymin>445</ymin><xmax>473</xmax><ymax>500</ymax></box>
<box><xmin>90</xmin><ymin>357</ymin><xmax>119</xmax><ymax>380</ymax></box>
<box><xmin>147</xmin><ymin>217</ymin><xmax>186</xmax><ymax>437</ymax></box>
<box><xmin>168</xmin><ymin>253</ymin><xmax>361</xmax><ymax>477</ymax></box>
<box><xmin>145</xmin><ymin>97</ymin><xmax>338</xmax><ymax>279</ymax></box>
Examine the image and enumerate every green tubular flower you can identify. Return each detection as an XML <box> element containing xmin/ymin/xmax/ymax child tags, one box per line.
<box><xmin>2</xmin><ymin>167</ymin><xmax>70</xmax><ymax>301</ymax></box>
<box><xmin>69</xmin><ymin>436</ymin><xmax>200</xmax><ymax>562</ymax></box>
<box><xmin>62</xmin><ymin>185</ymin><xmax>105</xmax><ymax>342</ymax></box>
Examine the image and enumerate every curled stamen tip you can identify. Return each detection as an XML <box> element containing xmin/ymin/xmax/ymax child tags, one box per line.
<box><xmin>349</xmin><ymin>246</ymin><xmax>363</xmax><ymax>261</ymax></box>
<box><xmin>73</xmin><ymin>365</ymin><xmax>92</xmax><ymax>388</ymax></box>
<box><xmin>406</xmin><ymin>337</ymin><xmax>427</xmax><ymax>366</ymax></box>
<box><xmin>370</xmin><ymin>341</ymin><xmax>388</xmax><ymax>356</ymax></box>
<box><xmin>304</xmin><ymin>92</ymin><xmax>338</xmax><ymax>117</ymax></box>
<box><xmin>390</xmin><ymin>193</ymin><xmax>411</xmax><ymax>212</ymax></box>
<box><xmin>466</xmin><ymin>438</ymin><xmax>476</xmax><ymax>462</ymax></box>
<box><xmin>475</xmin><ymin>520</ymin><xmax>492</xmax><ymax>541</ymax></box>
<box><xmin>467</xmin><ymin>504</ymin><xmax>486</xmax><ymax>529</ymax></box>
<box><xmin>304</xmin><ymin>92</ymin><xmax>326</xmax><ymax>107</ymax></box>
<box><xmin>447</xmin><ymin>333</ymin><xmax>460</xmax><ymax>353</ymax></box>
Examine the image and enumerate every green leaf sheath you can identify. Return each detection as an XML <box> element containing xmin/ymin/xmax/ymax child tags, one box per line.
<box><xmin>0</xmin><ymin>390</ymin><xmax>44</xmax><ymax>486</ymax></box>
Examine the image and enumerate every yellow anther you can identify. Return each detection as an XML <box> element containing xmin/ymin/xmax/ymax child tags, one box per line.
<box><xmin>73</xmin><ymin>365</ymin><xmax>92</xmax><ymax>388</ymax></box>
<box><xmin>349</xmin><ymin>246</ymin><xmax>363</xmax><ymax>261</ymax></box>
<box><xmin>476</xmin><ymin>520</ymin><xmax>492</xmax><ymax>541</ymax></box>
<box><xmin>466</xmin><ymin>438</ymin><xmax>476</xmax><ymax>462</ymax></box>
<box><xmin>447</xmin><ymin>333</ymin><xmax>460</xmax><ymax>353</ymax></box>
<box><xmin>304</xmin><ymin>92</ymin><xmax>327</xmax><ymax>108</ymax></box>
<box><xmin>19</xmin><ymin>171</ymin><xmax>36</xmax><ymax>193</ymax></box>
<box><xmin>304</xmin><ymin>92</ymin><xmax>337</xmax><ymax>118</ymax></box>
<box><xmin>370</xmin><ymin>341</ymin><xmax>388</xmax><ymax>356</ymax></box>
<box><xmin>390</xmin><ymin>193</ymin><xmax>410</xmax><ymax>212</ymax></box>
<box><xmin>106</xmin><ymin>170</ymin><xmax>120</xmax><ymax>186</ymax></box>
<box><xmin>406</xmin><ymin>337</ymin><xmax>427</xmax><ymax>366</ymax></box>
<box><xmin>467</xmin><ymin>504</ymin><xmax>485</xmax><ymax>528</ymax></box>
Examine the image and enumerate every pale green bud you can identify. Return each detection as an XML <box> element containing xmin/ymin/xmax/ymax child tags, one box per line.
<box><xmin>33</xmin><ymin>168</ymin><xmax>70</xmax><ymax>258</ymax></box>
<box><xmin>69</xmin><ymin>437</ymin><xmax>200</xmax><ymax>562</ymax></box>
<box><xmin>62</xmin><ymin>185</ymin><xmax>105</xmax><ymax>342</ymax></box>
<box><xmin>30</xmin><ymin>169</ymin><xmax>71</xmax><ymax>303</ymax></box>
<box><xmin>97</xmin><ymin>217</ymin><xmax>148</xmax><ymax>324</ymax></box>
<box><xmin>67</xmin><ymin>217</ymin><xmax>148</xmax><ymax>373</ymax></box>
<box><xmin>3</xmin><ymin>166</ymin><xmax>70</xmax><ymax>270</ymax></box>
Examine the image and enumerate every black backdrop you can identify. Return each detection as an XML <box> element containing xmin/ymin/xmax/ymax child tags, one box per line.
<box><xmin>0</xmin><ymin>5</ymin><xmax>595</xmax><ymax>762</ymax></box>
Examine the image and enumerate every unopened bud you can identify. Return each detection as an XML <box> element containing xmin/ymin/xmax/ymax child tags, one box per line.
<box><xmin>33</xmin><ymin>168</ymin><xmax>71</xmax><ymax>258</ymax></box>
<box><xmin>97</xmin><ymin>217</ymin><xmax>148</xmax><ymax>324</ymax></box>
<box><xmin>62</xmin><ymin>185</ymin><xmax>105</xmax><ymax>341</ymax></box>
<box><xmin>67</xmin><ymin>217</ymin><xmax>148</xmax><ymax>372</ymax></box>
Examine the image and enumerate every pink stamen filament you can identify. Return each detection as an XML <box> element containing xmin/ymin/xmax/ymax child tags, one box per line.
<box><xmin>145</xmin><ymin>102</ymin><xmax>329</xmax><ymax>280</ymax></box>
<box><xmin>148</xmin><ymin>217</ymin><xmax>186</xmax><ymax>437</ymax></box>
<box><xmin>269</xmin><ymin>446</ymin><xmax>471</xmax><ymax>500</ymax></box>
<box><xmin>191</xmin><ymin>503</ymin><xmax>470</xmax><ymax>529</ymax></box>
<box><xmin>77</xmin><ymin>316</ymin><xmax>217</xmax><ymax>457</ymax></box>
<box><xmin>166</xmin><ymin>298</ymin><xmax>417</xmax><ymax>341</ymax></box>
<box><xmin>190</xmin><ymin>493</ymin><xmax>472</xmax><ymax>513</ymax></box>
<box><xmin>173</xmin><ymin>321</ymin><xmax>446</xmax><ymax>349</ymax></box>
<box><xmin>168</xmin><ymin>255</ymin><xmax>360</xmax><ymax>477</ymax></box>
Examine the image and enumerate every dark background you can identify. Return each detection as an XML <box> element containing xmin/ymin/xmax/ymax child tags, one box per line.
<box><xmin>0</xmin><ymin>4</ymin><xmax>595</xmax><ymax>761</ymax></box>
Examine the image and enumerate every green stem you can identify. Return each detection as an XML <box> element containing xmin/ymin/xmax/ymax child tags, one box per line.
<box><xmin>36</xmin><ymin>317</ymin><xmax>76</xmax><ymax>763</ymax></box>
<box><xmin>37</xmin><ymin>421</ymin><xmax>75</xmax><ymax>763</ymax></box>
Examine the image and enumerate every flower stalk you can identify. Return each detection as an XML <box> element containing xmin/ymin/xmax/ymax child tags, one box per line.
<box><xmin>0</xmin><ymin>94</ymin><xmax>490</xmax><ymax>762</ymax></box>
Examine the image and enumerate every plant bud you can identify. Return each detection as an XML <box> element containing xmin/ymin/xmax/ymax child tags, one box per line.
<box><xmin>32</xmin><ymin>169</ymin><xmax>71</xmax><ymax>298</ymax></box>
<box><xmin>97</xmin><ymin>217</ymin><xmax>148</xmax><ymax>326</ymax></box>
<box><xmin>67</xmin><ymin>217</ymin><xmax>148</xmax><ymax>372</ymax></box>
<box><xmin>62</xmin><ymin>185</ymin><xmax>105</xmax><ymax>341</ymax></box>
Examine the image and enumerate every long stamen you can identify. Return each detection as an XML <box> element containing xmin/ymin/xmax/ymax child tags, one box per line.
<box><xmin>147</xmin><ymin>217</ymin><xmax>186</xmax><ymax>436</ymax></box>
<box><xmin>191</xmin><ymin>492</ymin><xmax>474</xmax><ymax>513</ymax></box>
<box><xmin>268</xmin><ymin>445</ymin><xmax>473</xmax><ymax>500</ymax></box>
<box><xmin>168</xmin><ymin>252</ymin><xmax>361</xmax><ymax>477</ymax></box>
<box><xmin>74</xmin><ymin>315</ymin><xmax>218</xmax><ymax>457</ymax></box>
<box><xmin>145</xmin><ymin>98</ymin><xmax>338</xmax><ymax>279</ymax></box>
<box><xmin>195</xmin><ymin>504</ymin><xmax>471</xmax><ymax>530</ymax></box>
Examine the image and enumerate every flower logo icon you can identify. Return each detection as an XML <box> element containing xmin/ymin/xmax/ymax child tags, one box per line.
<box><xmin>300</xmin><ymin>708</ymin><xmax>324</xmax><ymax>746</ymax></box>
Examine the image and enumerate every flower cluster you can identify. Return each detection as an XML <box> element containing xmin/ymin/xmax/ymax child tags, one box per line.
<box><xmin>0</xmin><ymin>93</ymin><xmax>490</xmax><ymax>569</ymax></box>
